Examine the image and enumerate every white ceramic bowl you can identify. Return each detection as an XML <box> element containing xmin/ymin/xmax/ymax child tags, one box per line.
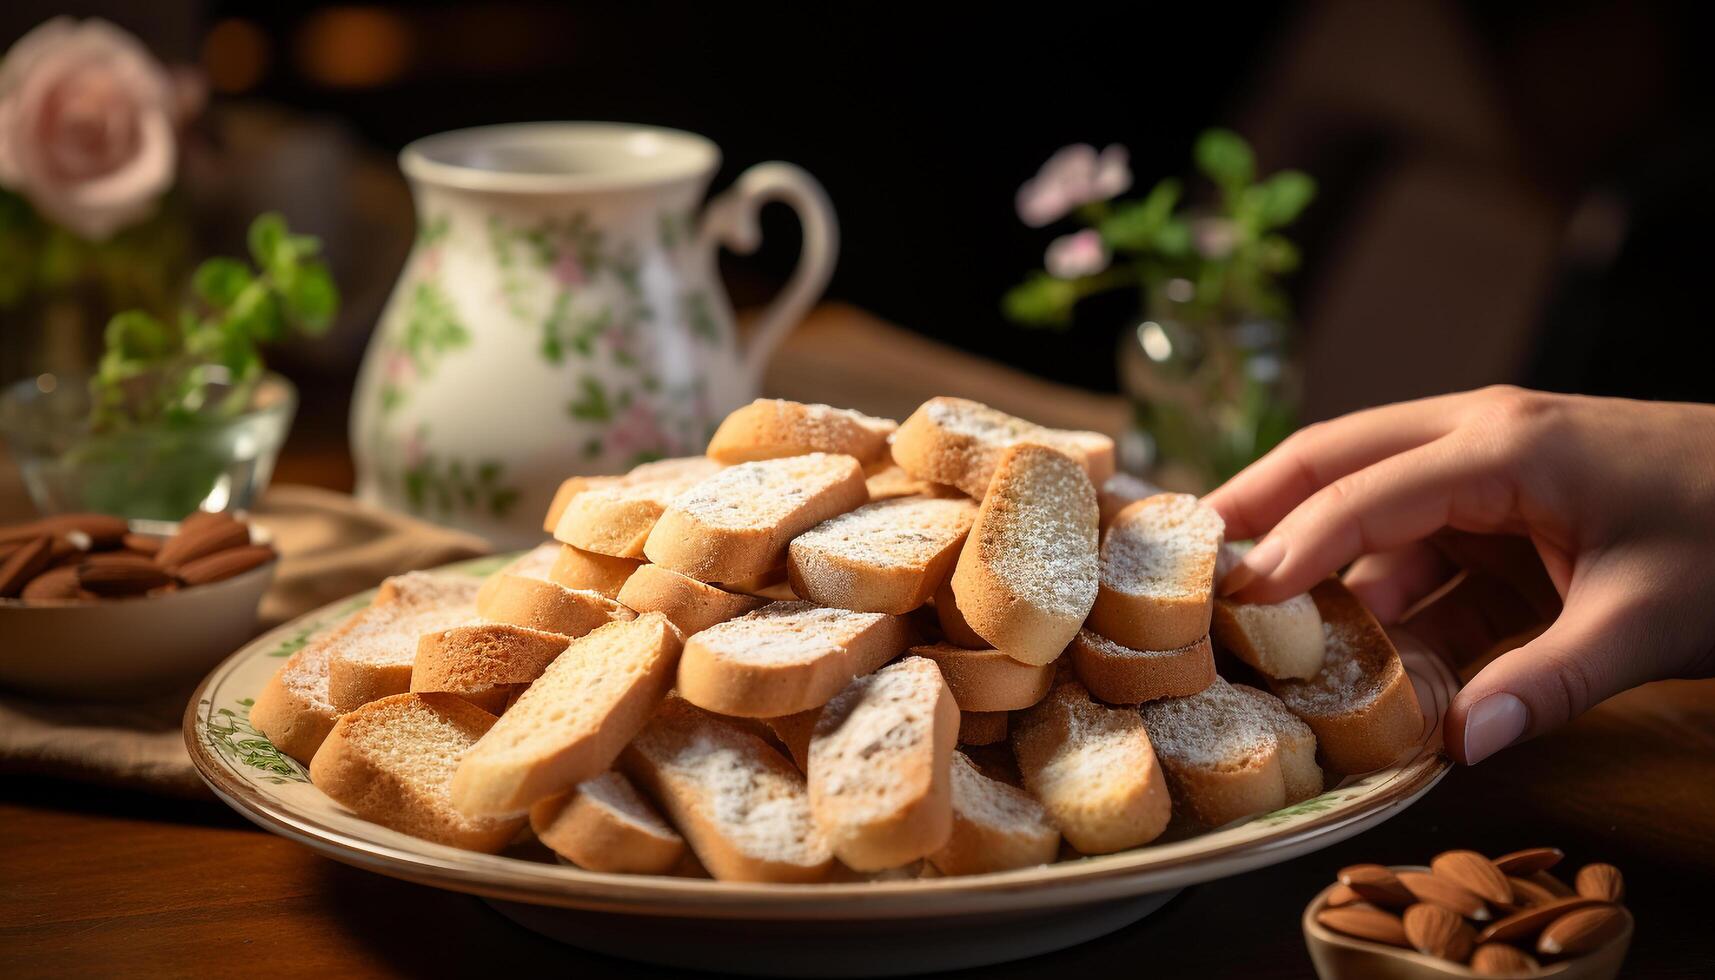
<box><xmin>0</xmin><ymin>521</ymin><xmax>276</xmax><ymax>700</ymax></box>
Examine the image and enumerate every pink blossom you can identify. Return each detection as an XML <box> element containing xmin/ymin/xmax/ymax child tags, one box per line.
<box><xmin>1191</xmin><ymin>216</ymin><xmax>1238</xmax><ymax>259</ymax></box>
<box><xmin>385</xmin><ymin>351</ymin><xmax>416</xmax><ymax>384</ymax></box>
<box><xmin>608</xmin><ymin>402</ymin><xmax>665</xmax><ymax>457</ymax></box>
<box><xmin>1045</xmin><ymin>229</ymin><xmax>1110</xmax><ymax>279</ymax></box>
<box><xmin>402</xmin><ymin>428</ymin><xmax>426</xmax><ymax>469</ymax></box>
<box><xmin>0</xmin><ymin>18</ymin><xmax>178</xmax><ymax>240</ymax></box>
<box><xmin>551</xmin><ymin>252</ymin><xmax>584</xmax><ymax>286</ymax></box>
<box><xmin>1016</xmin><ymin>144</ymin><xmax>1132</xmax><ymax>228</ymax></box>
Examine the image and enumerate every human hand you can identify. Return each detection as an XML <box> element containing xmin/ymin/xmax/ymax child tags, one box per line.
<box><xmin>1205</xmin><ymin>386</ymin><xmax>1715</xmax><ymax>764</ymax></box>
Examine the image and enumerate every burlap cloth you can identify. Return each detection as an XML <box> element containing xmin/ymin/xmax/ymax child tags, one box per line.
<box><xmin>0</xmin><ymin>485</ymin><xmax>490</xmax><ymax>798</ymax></box>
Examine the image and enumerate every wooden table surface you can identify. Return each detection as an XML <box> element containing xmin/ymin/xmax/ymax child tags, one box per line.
<box><xmin>3</xmin><ymin>306</ymin><xmax>1714</xmax><ymax>977</ymax></box>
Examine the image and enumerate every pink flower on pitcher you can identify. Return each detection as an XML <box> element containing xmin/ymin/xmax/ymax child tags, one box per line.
<box><xmin>385</xmin><ymin>350</ymin><xmax>416</xmax><ymax>385</ymax></box>
<box><xmin>402</xmin><ymin>427</ymin><xmax>427</xmax><ymax>470</ymax></box>
<box><xmin>1045</xmin><ymin>229</ymin><xmax>1109</xmax><ymax>279</ymax></box>
<box><xmin>551</xmin><ymin>252</ymin><xmax>585</xmax><ymax>286</ymax></box>
<box><xmin>607</xmin><ymin>402</ymin><xmax>665</xmax><ymax>458</ymax></box>
<box><xmin>0</xmin><ymin>18</ymin><xmax>179</xmax><ymax>240</ymax></box>
<box><xmin>1016</xmin><ymin>144</ymin><xmax>1132</xmax><ymax>228</ymax></box>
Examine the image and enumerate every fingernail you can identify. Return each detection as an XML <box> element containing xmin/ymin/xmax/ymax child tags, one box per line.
<box><xmin>1220</xmin><ymin>536</ymin><xmax>1286</xmax><ymax>596</ymax></box>
<box><xmin>1461</xmin><ymin>693</ymin><xmax>1529</xmax><ymax>764</ymax></box>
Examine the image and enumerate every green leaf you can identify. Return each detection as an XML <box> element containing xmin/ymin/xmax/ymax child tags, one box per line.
<box><xmin>1002</xmin><ymin>273</ymin><xmax>1078</xmax><ymax>328</ymax></box>
<box><xmin>247</xmin><ymin>212</ymin><xmax>289</xmax><ymax>271</ymax></box>
<box><xmin>1153</xmin><ymin>219</ymin><xmax>1192</xmax><ymax>257</ymax></box>
<box><xmin>283</xmin><ymin>261</ymin><xmax>337</xmax><ymax>334</ymax></box>
<box><xmin>104</xmin><ymin>310</ymin><xmax>172</xmax><ymax>361</ymax></box>
<box><xmin>1256</xmin><ymin>170</ymin><xmax>1316</xmax><ymax>228</ymax></box>
<box><xmin>1260</xmin><ymin>234</ymin><xmax>1301</xmax><ymax>273</ymax></box>
<box><xmin>567</xmin><ymin>377</ymin><xmax>613</xmax><ymax>422</ymax></box>
<box><xmin>193</xmin><ymin>257</ymin><xmax>253</xmax><ymax>307</ymax></box>
<box><xmin>1099</xmin><ymin>178</ymin><xmax>1182</xmax><ymax>252</ymax></box>
<box><xmin>1193</xmin><ymin>128</ymin><xmax>1255</xmax><ymax>194</ymax></box>
<box><xmin>224</xmin><ymin>281</ymin><xmax>285</xmax><ymax>342</ymax></box>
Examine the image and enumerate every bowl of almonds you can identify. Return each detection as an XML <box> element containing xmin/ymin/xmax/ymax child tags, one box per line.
<box><xmin>1303</xmin><ymin>848</ymin><xmax>1631</xmax><ymax>979</ymax></box>
<box><xmin>0</xmin><ymin>511</ymin><xmax>277</xmax><ymax>699</ymax></box>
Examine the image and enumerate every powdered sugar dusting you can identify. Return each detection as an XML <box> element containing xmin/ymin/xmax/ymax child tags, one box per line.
<box><xmin>693</xmin><ymin>601</ymin><xmax>891</xmax><ymax>665</ymax></box>
<box><xmin>1100</xmin><ymin>494</ymin><xmax>1223</xmax><ymax>599</ymax></box>
<box><xmin>975</xmin><ymin>446</ymin><xmax>1099</xmax><ymax>617</ymax></box>
<box><xmin>1076</xmin><ymin>627</ymin><xmax>1200</xmax><ymax>661</ymax></box>
<box><xmin>1138</xmin><ymin>675</ymin><xmax>1275</xmax><ymax>769</ymax></box>
<box><xmin>333</xmin><ymin>575</ymin><xmax>480</xmax><ymax>668</ymax></box>
<box><xmin>791</xmin><ymin>496</ymin><xmax>976</xmax><ymax>570</ymax></box>
<box><xmin>1019</xmin><ymin>684</ymin><xmax>1154</xmax><ymax>796</ymax></box>
<box><xmin>577</xmin><ymin>770</ymin><xmax>677</xmax><ymax>838</ymax></box>
<box><xmin>810</xmin><ymin>657</ymin><xmax>945</xmax><ymax>822</ymax></box>
<box><xmin>949</xmin><ymin>751</ymin><xmax>1053</xmax><ymax>833</ymax></box>
<box><xmin>666</xmin><ymin>453</ymin><xmax>860</xmax><ymax>530</ymax></box>
<box><xmin>1271</xmin><ymin>618</ymin><xmax>1389</xmax><ymax>713</ymax></box>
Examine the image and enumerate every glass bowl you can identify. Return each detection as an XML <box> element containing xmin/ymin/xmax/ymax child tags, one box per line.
<box><xmin>0</xmin><ymin>371</ymin><xmax>296</xmax><ymax>520</ymax></box>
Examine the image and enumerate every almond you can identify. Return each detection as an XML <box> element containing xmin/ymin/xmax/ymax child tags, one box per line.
<box><xmin>1507</xmin><ymin>875</ymin><xmax>1560</xmax><ymax>908</ymax></box>
<box><xmin>175</xmin><ymin>544</ymin><xmax>276</xmax><ymax>586</ymax></box>
<box><xmin>1470</xmin><ymin>942</ymin><xmax>1540</xmax><ymax>976</ymax></box>
<box><xmin>0</xmin><ymin>536</ymin><xmax>54</xmax><ymax>597</ymax></box>
<box><xmin>1537</xmin><ymin>904</ymin><xmax>1625</xmax><ymax>957</ymax></box>
<box><xmin>19</xmin><ymin>566</ymin><xmax>89</xmax><ymax>601</ymax></box>
<box><xmin>1336</xmin><ymin>863</ymin><xmax>1414</xmax><ymax>908</ymax></box>
<box><xmin>1403</xmin><ymin>902</ymin><xmax>1475</xmax><ymax>961</ymax></box>
<box><xmin>1431</xmin><ymin>850</ymin><xmax>1512</xmax><ymax>905</ymax></box>
<box><xmin>156</xmin><ymin>517</ymin><xmax>249</xmax><ymax>569</ymax></box>
<box><xmin>1324</xmin><ymin>883</ymin><xmax>1363</xmax><ymax>908</ymax></box>
<box><xmin>1574</xmin><ymin>862</ymin><xmax>1623</xmax><ymax>902</ymax></box>
<box><xmin>0</xmin><ymin>514</ymin><xmax>128</xmax><ymax>549</ymax></box>
<box><xmin>1529</xmin><ymin>870</ymin><xmax>1575</xmax><ymax>898</ymax></box>
<box><xmin>121</xmin><ymin>532</ymin><xmax>164</xmax><ymax>556</ymax></box>
<box><xmin>1493</xmin><ymin>846</ymin><xmax>1563</xmax><ymax>876</ymax></box>
<box><xmin>1396</xmin><ymin>870</ymin><xmax>1490</xmax><ymax>920</ymax></box>
<box><xmin>1476</xmin><ymin>896</ymin><xmax>1605</xmax><ymax>945</ymax></box>
<box><xmin>76</xmin><ymin>555</ymin><xmax>173</xmax><ymax>596</ymax></box>
<box><xmin>1315</xmin><ymin>904</ymin><xmax>1410</xmax><ymax>947</ymax></box>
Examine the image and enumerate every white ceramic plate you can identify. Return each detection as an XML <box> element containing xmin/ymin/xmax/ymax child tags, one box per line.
<box><xmin>185</xmin><ymin>556</ymin><xmax>1457</xmax><ymax>975</ymax></box>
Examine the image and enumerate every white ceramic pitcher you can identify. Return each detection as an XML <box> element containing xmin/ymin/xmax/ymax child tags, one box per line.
<box><xmin>351</xmin><ymin>123</ymin><xmax>837</xmax><ymax>546</ymax></box>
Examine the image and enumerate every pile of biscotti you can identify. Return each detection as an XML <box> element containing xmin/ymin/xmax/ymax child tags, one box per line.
<box><xmin>251</xmin><ymin>396</ymin><xmax>1423</xmax><ymax>882</ymax></box>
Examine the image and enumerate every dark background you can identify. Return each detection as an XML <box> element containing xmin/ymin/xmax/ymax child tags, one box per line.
<box><xmin>5</xmin><ymin>0</ymin><xmax>1713</xmax><ymax>410</ymax></box>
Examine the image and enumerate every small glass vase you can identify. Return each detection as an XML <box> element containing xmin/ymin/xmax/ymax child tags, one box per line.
<box><xmin>0</xmin><ymin>372</ymin><xmax>296</xmax><ymax>519</ymax></box>
<box><xmin>1116</xmin><ymin>284</ymin><xmax>1299</xmax><ymax>492</ymax></box>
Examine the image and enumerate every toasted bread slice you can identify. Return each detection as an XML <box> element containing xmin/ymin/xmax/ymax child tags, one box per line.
<box><xmin>932</xmin><ymin>577</ymin><xmax>990</xmax><ymax>649</ymax></box>
<box><xmin>787</xmin><ymin>496</ymin><xmax>978</xmax><ymax>614</ymax></box>
<box><xmin>718</xmin><ymin>564</ymin><xmax>795</xmax><ymax>599</ymax></box>
<box><xmin>1068</xmin><ymin>629</ymin><xmax>1215</xmax><ymax>704</ymax></box>
<box><xmin>1234</xmin><ymin>684</ymin><xmax>1323</xmax><ymax>802</ymax></box>
<box><xmin>553</xmin><ymin>458</ymin><xmax>723</xmax><ymax>558</ymax></box>
<box><xmin>1267</xmin><ymin>579</ymin><xmax>1422</xmax><ymax>775</ymax></box>
<box><xmin>864</xmin><ymin>462</ymin><xmax>960</xmax><ymax>501</ymax></box>
<box><xmin>621</xmin><ymin>698</ymin><xmax>834</xmax><ymax>883</ymax></box>
<box><xmin>927</xmin><ymin>751</ymin><xmax>1060</xmax><ymax>876</ymax></box>
<box><xmin>322</xmin><ymin>572</ymin><xmax>484</xmax><ymax>715</ymax></box>
<box><xmin>412</xmin><ymin>621</ymin><xmax>570</xmax><ymax>701</ymax></box>
<box><xmin>1138</xmin><ymin>675</ymin><xmax>1301</xmax><ymax>827</ymax></box>
<box><xmin>528</xmin><ymin>770</ymin><xmax>686</xmax><ymax>874</ymax></box>
<box><xmin>644</xmin><ymin>453</ymin><xmax>869</xmax><ymax>583</ymax></box>
<box><xmin>958</xmin><ymin>710</ymin><xmax>1009</xmax><ymax>745</ymax></box>
<box><xmin>309</xmin><ymin>693</ymin><xmax>523</xmax><ymax>852</ymax></box>
<box><xmin>544</xmin><ymin>476</ymin><xmax>621</xmax><ymax>534</ymax></box>
<box><xmin>547</xmin><ymin>544</ymin><xmax>642</xmax><ymax>598</ymax></box>
<box><xmin>545</xmin><ymin>456</ymin><xmax>725</xmax><ymax>532</ymax></box>
<box><xmin>1012</xmin><ymin>679</ymin><xmax>1171</xmax><ymax>853</ymax></box>
<box><xmin>1212</xmin><ymin>594</ymin><xmax>1325</xmax><ymax>681</ymax></box>
<box><xmin>808</xmin><ymin>657</ymin><xmax>959</xmax><ymax>870</ymax></box>
<box><xmin>475</xmin><ymin>543</ymin><xmax>558</xmax><ymax>610</ymax></box>
<box><xmin>1087</xmin><ymin>493</ymin><xmax>1224</xmax><ymax>652</ymax></box>
<box><xmin>477</xmin><ymin>562</ymin><xmax>635</xmax><ymax>637</ymax></box>
<box><xmin>947</xmin><ymin>443</ymin><xmax>1099</xmax><ymax>665</ymax></box>
<box><xmin>890</xmin><ymin>396</ymin><xmax>1115</xmax><ymax>498</ymax></box>
<box><xmin>616</xmin><ymin>563</ymin><xmax>767</xmax><ymax>637</ymax></box>
<box><xmin>909</xmin><ymin>641</ymin><xmax>1054</xmax><ymax>712</ymax></box>
<box><xmin>707</xmin><ymin>399</ymin><xmax>897</xmax><ymax>464</ymax></box>
<box><xmin>1098</xmin><ymin>472</ymin><xmax>1161</xmax><ymax>529</ymax></box>
<box><xmin>451</xmin><ymin>614</ymin><xmax>682</xmax><ymax>817</ymax></box>
<box><xmin>676</xmin><ymin>601</ymin><xmax>911</xmax><ymax>718</ymax></box>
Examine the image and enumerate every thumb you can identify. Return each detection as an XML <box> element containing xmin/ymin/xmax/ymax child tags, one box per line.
<box><xmin>1444</xmin><ymin>591</ymin><xmax>1665</xmax><ymax>765</ymax></box>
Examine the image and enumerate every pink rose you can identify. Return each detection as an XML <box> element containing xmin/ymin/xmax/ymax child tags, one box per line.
<box><xmin>1016</xmin><ymin>144</ymin><xmax>1132</xmax><ymax>228</ymax></box>
<box><xmin>0</xmin><ymin>18</ymin><xmax>177</xmax><ymax>240</ymax></box>
<box><xmin>1045</xmin><ymin>229</ymin><xmax>1110</xmax><ymax>279</ymax></box>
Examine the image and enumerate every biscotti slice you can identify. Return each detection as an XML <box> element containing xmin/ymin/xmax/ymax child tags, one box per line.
<box><xmin>1012</xmin><ymin>679</ymin><xmax>1171</xmax><ymax>854</ymax></box>
<box><xmin>787</xmin><ymin>496</ymin><xmax>978</xmax><ymax>614</ymax></box>
<box><xmin>451</xmin><ymin>613</ymin><xmax>682</xmax><ymax>816</ymax></box>
<box><xmin>643</xmin><ymin>453</ymin><xmax>868</xmax><ymax>583</ymax></box>
<box><xmin>553</xmin><ymin>459</ymin><xmax>723</xmax><ymax>558</ymax></box>
<box><xmin>1098</xmin><ymin>472</ymin><xmax>1162</xmax><ymax>529</ymax></box>
<box><xmin>616</xmin><ymin>563</ymin><xmax>767</xmax><ymax>636</ymax></box>
<box><xmin>1267</xmin><ymin>578</ymin><xmax>1422</xmax><ymax>775</ymax></box>
<box><xmin>542</xmin><ymin>455</ymin><xmax>721</xmax><ymax>533</ymax></box>
<box><xmin>324</xmin><ymin>572</ymin><xmax>484</xmax><ymax>714</ymax></box>
<box><xmin>412</xmin><ymin>621</ymin><xmax>571</xmax><ymax>701</ymax></box>
<box><xmin>958</xmin><ymin>710</ymin><xmax>1009</xmax><ymax>745</ymax></box>
<box><xmin>1087</xmin><ymin>493</ymin><xmax>1224</xmax><ymax>652</ymax></box>
<box><xmin>1138</xmin><ymin>675</ymin><xmax>1293</xmax><ymax>827</ymax></box>
<box><xmin>309</xmin><ymin>693</ymin><xmax>523</xmax><ymax>852</ymax></box>
<box><xmin>808</xmin><ymin>656</ymin><xmax>959</xmax><ymax>870</ymax></box>
<box><xmin>477</xmin><ymin>565</ymin><xmax>635</xmax><ymax>637</ymax></box>
<box><xmin>864</xmin><ymin>462</ymin><xmax>943</xmax><ymax>501</ymax></box>
<box><xmin>1234</xmin><ymin>684</ymin><xmax>1323</xmax><ymax>803</ymax></box>
<box><xmin>947</xmin><ymin>443</ymin><xmax>1099</xmax><ymax>665</ymax></box>
<box><xmin>927</xmin><ymin>752</ymin><xmax>1061</xmax><ymax>876</ymax></box>
<box><xmin>1069</xmin><ymin>629</ymin><xmax>1215</xmax><ymax>704</ymax></box>
<box><xmin>548</xmin><ymin>544</ymin><xmax>642</xmax><ymax>599</ymax></box>
<box><xmin>1210</xmin><ymin>545</ymin><xmax>1326</xmax><ymax>681</ymax></box>
<box><xmin>910</xmin><ymin>642</ymin><xmax>1054</xmax><ymax>712</ymax></box>
<box><xmin>621</xmin><ymin>698</ymin><xmax>834</xmax><ymax>883</ymax></box>
<box><xmin>676</xmin><ymin>601</ymin><xmax>911</xmax><ymax>717</ymax></box>
<box><xmin>932</xmin><ymin>577</ymin><xmax>990</xmax><ymax>649</ymax></box>
<box><xmin>528</xmin><ymin>770</ymin><xmax>686</xmax><ymax>874</ymax></box>
<box><xmin>890</xmin><ymin>396</ymin><xmax>1116</xmax><ymax>498</ymax></box>
<box><xmin>475</xmin><ymin>542</ymin><xmax>558</xmax><ymax>610</ymax></box>
<box><xmin>707</xmin><ymin>398</ymin><xmax>897</xmax><ymax>464</ymax></box>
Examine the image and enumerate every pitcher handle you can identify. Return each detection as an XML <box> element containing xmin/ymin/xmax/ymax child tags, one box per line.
<box><xmin>700</xmin><ymin>162</ymin><xmax>839</xmax><ymax>387</ymax></box>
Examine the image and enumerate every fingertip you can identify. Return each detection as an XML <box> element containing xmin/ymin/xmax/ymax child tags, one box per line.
<box><xmin>1447</xmin><ymin>690</ymin><xmax>1529</xmax><ymax>765</ymax></box>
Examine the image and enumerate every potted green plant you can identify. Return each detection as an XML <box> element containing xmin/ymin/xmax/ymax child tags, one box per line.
<box><xmin>1005</xmin><ymin>129</ymin><xmax>1315</xmax><ymax>489</ymax></box>
<box><xmin>0</xmin><ymin>213</ymin><xmax>338</xmax><ymax>518</ymax></box>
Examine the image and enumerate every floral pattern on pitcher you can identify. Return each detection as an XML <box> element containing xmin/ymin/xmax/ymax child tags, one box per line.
<box><xmin>391</xmin><ymin>423</ymin><xmax>522</xmax><ymax>520</ymax></box>
<box><xmin>378</xmin><ymin>215</ymin><xmax>468</xmax><ymax>415</ymax></box>
<box><xmin>488</xmin><ymin>213</ymin><xmax>654</xmax><ymax>365</ymax></box>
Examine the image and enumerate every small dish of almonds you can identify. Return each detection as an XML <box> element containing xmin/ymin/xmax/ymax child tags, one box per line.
<box><xmin>0</xmin><ymin>512</ymin><xmax>278</xmax><ymax>700</ymax></box>
<box><xmin>1303</xmin><ymin>848</ymin><xmax>1632</xmax><ymax>979</ymax></box>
